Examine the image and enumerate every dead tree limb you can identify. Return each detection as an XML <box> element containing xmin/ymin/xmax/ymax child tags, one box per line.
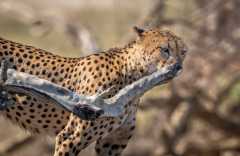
<box><xmin>0</xmin><ymin>60</ymin><xmax>180</xmax><ymax>120</ymax></box>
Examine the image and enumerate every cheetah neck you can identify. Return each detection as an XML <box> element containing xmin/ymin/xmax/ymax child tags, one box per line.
<box><xmin>115</xmin><ymin>43</ymin><xmax>149</xmax><ymax>82</ymax></box>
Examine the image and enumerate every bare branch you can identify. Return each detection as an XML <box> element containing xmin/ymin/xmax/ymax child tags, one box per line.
<box><xmin>0</xmin><ymin>60</ymin><xmax>180</xmax><ymax>120</ymax></box>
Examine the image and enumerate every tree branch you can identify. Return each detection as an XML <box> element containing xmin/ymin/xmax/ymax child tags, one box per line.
<box><xmin>0</xmin><ymin>60</ymin><xmax>180</xmax><ymax>120</ymax></box>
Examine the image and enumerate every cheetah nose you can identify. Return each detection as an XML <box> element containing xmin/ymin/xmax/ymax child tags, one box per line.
<box><xmin>175</xmin><ymin>63</ymin><xmax>182</xmax><ymax>71</ymax></box>
<box><xmin>174</xmin><ymin>63</ymin><xmax>183</xmax><ymax>76</ymax></box>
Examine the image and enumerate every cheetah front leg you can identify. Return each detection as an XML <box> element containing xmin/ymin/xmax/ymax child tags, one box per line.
<box><xmin>54</xmin><ymin>115</ymin><xmax>94</xmax><ymax>156</ymax></box>
<box><xmin>54</xmin><ymin>113</ymin><xmax>122</xmax><ymax>156</ymax></box>
<box><xmin>95</xmin><ymin>112</ymin><xmax>136</xmax><ymax>156</ymax></box>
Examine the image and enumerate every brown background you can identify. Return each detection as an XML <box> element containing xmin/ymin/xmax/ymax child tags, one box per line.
<box><xmin>0</xmin><ymin>0</ymin><xmax>240</xmax><ymax>156</ymax></box>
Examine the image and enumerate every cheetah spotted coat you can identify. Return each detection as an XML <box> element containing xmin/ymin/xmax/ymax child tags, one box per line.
<box><xmin>0</xmin><ymin>27</ymin><xmax>187</xmax><ymax>156</ymax></box>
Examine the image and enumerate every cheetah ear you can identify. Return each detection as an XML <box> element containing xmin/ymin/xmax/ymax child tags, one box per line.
<box><xmin>133</xmin><ymin>26</ymin><xmax>145</xmax><ymax>37</ymax></box>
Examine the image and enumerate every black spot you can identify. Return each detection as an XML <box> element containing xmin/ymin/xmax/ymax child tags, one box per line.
<box><xmin>52</xmin><ymin>66</ymin><xmax>57</xmax><ymax>70</ymax></box>
<box><xmin>17</xmin><ymin>106</ymin><xmax>24</xmax><ymax>110</ymax></box>
<box><xmin>127</xmin><ymin>135</ymin><xmax>132</xmax><ymax>140</ymax></box>
<box><xmin>88</xmin><ymin>67</ymin><xmax>92</xmax><ymax>72</ymax></box>
<box><xmin>47</xmin><ymin>73</ymin><xmax>52</xmax><ymax>78</ymax></box>
<box><xmin>110</xmin><ymin>121</ymin><xmax>115</xmax><ymax>125</ymax></box>
<box><xmin>30</xmin><ymin>109</ymin><xmax>35</xmax><ymax>113</ymax></box>
<box><xmin>41</xmin><ymin>70</ymin><xmax>46</xmax><ymax>75</ymax></box>
<box><xmin>23</xmin><ymin>54</ymin><xmax>28</xmax><ymax>58</ymax></box>
<box><xmin>96</xmin><ymin>148</ymin><xmax>101</xmax><ymax>153</ymax></box>
<box><xmin>22</xmin><ymin>123</ymin><xmax>26</xmax><ymax>129</ymax></box>
<box><xmin>9</xmin><ymin>57</ymin><xmax>14</xmax><ymax>62</ymax></box>
<box><xmin>108</xmin><ymin>127</ymin><xmax>113</xmax><ymax>132</ymax></box>
<box><xmin>26</xmin><ymin>119</ymin><xmax>31</xmax><ymax>124</ymax></box>
<box><xmin>26</xmin><ymin>61</ymin><xmax>31</xmax><ymax>66</ymax></box>
<box><xmin>121</xmin><ymin>145</ymin><xmax>127</xmax><ymax>149</ymax></box>
<box><xmin>15</xmin><ymin>117</ymin><xmax>19</xmax><ymax>122</ymax></box>
<box><xmin>18</xmin><ymin>58</ymin><xmax>23</xmax><ymax>63</ymax></box>
<box><xmin>16</xmin><ymin>112</ymin><xmax>21</xmax><ymax>117</ymax></box>
<box><xmin>86</xmin><ymin>136</ymin><xmax>92</xmax><ymax>140</ymax></box>
<box><xmin>103</xmin><ymin>143</ymin><xmax>110</xmax><ymax>148</ymax></box>
<box><xmin>130</xmin><ymin>126</ymin><xmax>135</xmax><ymax>131</ymax></box>
<box><xmin>111</xmin><ymin>144</ymin><xmax>119</xmax><ymax>150</ymax></box>
<box><xmin>64</xmin><ymin>152</ymin><xmax>69</xmax><ymax>156</ymax></box>
<box><xmin>2</xmin><ymin>45</ymin><xmax>8</xmax><ymax>49</ymax></box>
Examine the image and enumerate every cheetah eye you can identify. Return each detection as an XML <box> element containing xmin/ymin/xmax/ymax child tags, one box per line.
<box><xmin>160</xmin><ymin>47</ymin><xmax>170</xmax><ymax>59</ymax></box>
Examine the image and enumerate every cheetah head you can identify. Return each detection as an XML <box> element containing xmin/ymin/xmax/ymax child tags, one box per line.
<box><xmin>133</xmin><ymin>26</ymin><xmax>188</xmax><ymax>76</ymax></box>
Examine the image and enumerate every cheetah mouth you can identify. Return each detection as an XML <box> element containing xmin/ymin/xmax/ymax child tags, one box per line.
<box><xmin>157</xmin><ymin>63</ymin><xmax>183</xmax><ymax>83</ymax></box>
<box><xmin>176</xmin><ymin>68</ymin><xmax>183</xmax><ymax>76</ymax></box>
<box><xmin>171</xmin><ymin>63</ymin><xmax>183</xmax><ymax>77</ymax></box>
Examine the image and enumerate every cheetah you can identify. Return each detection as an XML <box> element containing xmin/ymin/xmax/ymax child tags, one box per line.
<box><xmin>0</xmin><ymin>26</ymin><xmax>187</xmax><ymax>156</ymax></box>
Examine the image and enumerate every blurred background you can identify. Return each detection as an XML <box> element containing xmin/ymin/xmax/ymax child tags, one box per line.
<box><xmin>0</xmin><ymin>0</ymin><xmax>240</xmax><ymax>156</ymax></box>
